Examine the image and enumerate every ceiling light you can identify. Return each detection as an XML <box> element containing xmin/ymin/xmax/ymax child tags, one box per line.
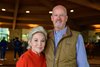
<box><xmin>95</xmin><ymin>29</ymin><xmax>100</xmax><ymax>32</ymax></box>
<box><xmin>1</xmin><ymin>8</ymin><xmax>6</xmax><ymax>11</ymax></box>
<box><xmin>26</xmin><ymin>11</ymin><xmax>30</xmax><ymax>13</ymax></box>
<box><xmin>27</xmin><ymin>24</ymin><xmax>39</xmax><ymax>27</ymax></box>
<box><xmin>49</xmin><ymin>11</ymin><xmax>52</xmax><ymax>14</ymax></box>
<box><xmin>92</xmin><ymin>24</ymin><xmax>100</xmax><ymax>29</ymax></box>
<box><xmin>70</xmin><ymin>9</ymin><xmax>74</xmax><ymax>12</ymax></box>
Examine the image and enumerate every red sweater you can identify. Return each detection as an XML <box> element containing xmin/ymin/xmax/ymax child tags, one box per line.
<box><xmin>16</xmin><ymin>50</ymin><xmax>46</xmax><ymax>67</ymax></box>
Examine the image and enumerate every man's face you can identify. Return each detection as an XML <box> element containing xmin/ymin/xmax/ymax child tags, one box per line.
<box><xmin>51</xmin><ymin>6</ymin><xmax>68</xmax><ymax>31</ymax></box>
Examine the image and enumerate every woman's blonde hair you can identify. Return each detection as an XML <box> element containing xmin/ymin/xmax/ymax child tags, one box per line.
<box><xmin>27</xmin><ymin>26</ymin><xmax>47</xmax><ymax>49</ymax></box>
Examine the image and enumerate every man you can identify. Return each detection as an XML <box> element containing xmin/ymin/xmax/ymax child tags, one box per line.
<box><xmin>44</xmin><ymin>5</ymin><xmax>89</xmax><ymax>67</ymax></box>
<box><xmin>13</xmin><ymin>37</ymin><xmax>22</xmax><ymax>60</ymax></box>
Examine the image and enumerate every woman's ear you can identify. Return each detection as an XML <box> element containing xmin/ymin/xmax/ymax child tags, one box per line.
<box><xmin>28</xmin><ymin>40</ymin><xmax>31</xmax><ymax>46</ymax></box>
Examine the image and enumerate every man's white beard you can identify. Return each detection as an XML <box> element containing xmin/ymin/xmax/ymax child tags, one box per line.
<box><xmin>55</xmin><ymin>21</ymin><xmax>62</xmax><ymax>28</ymax></box>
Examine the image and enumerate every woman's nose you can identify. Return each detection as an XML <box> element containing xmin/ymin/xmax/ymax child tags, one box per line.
<box><xmin>38</xmin><ymin>42</ymin><xmax>42</xmax><ymax>46</ymax></box>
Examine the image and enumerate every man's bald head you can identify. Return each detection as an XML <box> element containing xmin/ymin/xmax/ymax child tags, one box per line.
<box><xmin>52</xmin><ymin>5</ymin><xmax>67</xmax><ymax>15</ymax></box>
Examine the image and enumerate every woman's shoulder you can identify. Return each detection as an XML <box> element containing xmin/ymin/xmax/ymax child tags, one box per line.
<box><xmin>16</xmin><ymin>51</ymin><xmax>29</xmax><ymax>67</ymax></box>
<box><xmin>19</xmin><ymin>50</ymin><xmax>30</xmax><ymax>60</ymax></box>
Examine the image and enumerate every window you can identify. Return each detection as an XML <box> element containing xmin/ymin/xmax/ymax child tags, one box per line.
<box><xmin>0</xmin><ymin>28</ymin><xmax>9</xmax><ymax>41</ymax></box>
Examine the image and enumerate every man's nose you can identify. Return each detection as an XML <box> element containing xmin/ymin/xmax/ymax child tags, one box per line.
<box><xmin>57</xmin><ymin>16</ymin><xmax>61</xmax><ymax>20</ymax></box>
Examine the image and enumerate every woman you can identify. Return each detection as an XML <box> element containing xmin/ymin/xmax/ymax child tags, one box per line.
<box><xmin>16</xmin><ymin>26</ymin><xmax>47</xmax><ymax>67</ymax></box>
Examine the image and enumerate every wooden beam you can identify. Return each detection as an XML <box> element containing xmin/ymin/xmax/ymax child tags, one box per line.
<box><xmin>37</xmin><ymin>0</ymin><xmax>53</xmax><ymax>9</ymax></box>
<box><xmin>12</xmin><ymin>0</ymin><xmax>19</xmax><ymax>30</ymax></box>
<box><xmin>67</xmin><ymin>0</ymin><xmax>100</xmax><ymax>11</ymax></box>
<box><xmin>0</xmin><ymin>16</ymin><xmax>13</xmax><ymax>19</ymax></box>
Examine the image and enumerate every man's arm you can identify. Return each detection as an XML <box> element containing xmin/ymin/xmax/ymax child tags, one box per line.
<box><xmin>76</xmin><ymin>34</ymin><xmax>90</xmax><ymax>67</ymax></box>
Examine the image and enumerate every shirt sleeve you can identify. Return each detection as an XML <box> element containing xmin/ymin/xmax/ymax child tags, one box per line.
<box><xmin>76</xmin><ymin>34</ymin><xmax>90</xmax><ymax>67</ymax></box>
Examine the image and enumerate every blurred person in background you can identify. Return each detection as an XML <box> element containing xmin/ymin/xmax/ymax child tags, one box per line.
<box><xmin>0</xmin><ymin>37</ymin><xmax>8</xmax><ymax>61</ymax></box>
<box><xmin>13</xmin><ymin>37</ymin><xmax>22</xmax><ymax>60</ymax></box>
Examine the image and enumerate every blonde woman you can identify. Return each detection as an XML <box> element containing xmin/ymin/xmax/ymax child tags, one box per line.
<box><xmin>16</xmin><ymin>26</ymin><xmax>47</xmax><ymax>67</ymax></box>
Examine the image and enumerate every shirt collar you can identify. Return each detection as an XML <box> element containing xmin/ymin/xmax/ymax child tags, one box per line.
<box><xmin>54</xmin><ymin>27</ymin><xmax>67</xmax><ymax>35</ymax></box>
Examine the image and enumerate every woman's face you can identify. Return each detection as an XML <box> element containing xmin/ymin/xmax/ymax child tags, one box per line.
<box><xmin>28</xmin><ymin>32</ymin><xmax>46</xmax><ymax>54</ymax></box>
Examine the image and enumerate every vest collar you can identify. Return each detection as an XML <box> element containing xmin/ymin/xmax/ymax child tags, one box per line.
<box><xmin>48</xmin><ymin>26</ymin><xmax>72</xmax><ymax>39</ymax></box>
<box><xmin>63</xmin><ymin>26</ymin><xmax>72</xmax><ymax>38</ymax></box>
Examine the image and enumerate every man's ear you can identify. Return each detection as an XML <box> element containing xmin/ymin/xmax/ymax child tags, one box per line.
<box><xmin>51</xmin><ymin>15</ymin><xmax>53</xmax><ymax>21</ymax></box>
<box><xmin>66</xmin><ymin>15</ymin><xmax>68</xmax><ymax>22</ymax></box>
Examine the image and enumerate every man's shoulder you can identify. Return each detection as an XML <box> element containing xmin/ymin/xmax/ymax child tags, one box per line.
<box><xmin>47</xmin><ymin>30</ymin><xmax>53</xmax><ymax>33</ymax></box>
<box><xmin>70</xmin><ymin>30</ymin><xmax>81</xmax><ymax>39</ymax></box>
<box><xmin>47</xmin><ymin>30</ymin><xmax>53</xmax><ymax>35</ymax></box>
<box><xmin>71</xmin><ymin>30</ymin><xmax>80</xmax><ymax>35</ymax></box>
<box><xmin>46</xmin><ymin>30</ymin><xmax>54</xmax><ymax>38</ymax></box>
